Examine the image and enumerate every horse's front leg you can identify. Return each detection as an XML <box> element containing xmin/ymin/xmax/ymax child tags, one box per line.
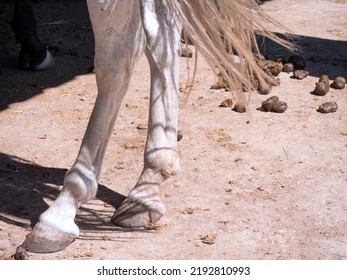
<box><xmin>112</xmin><ymin>0</ymin><xmax>181</xmax><ymax>228</ymax></box>
<box><xmin>22</xmin><ymin>76</ymin><xmax>132</xmax><ymax>254</ymax></box>
<box><xmin>21</xmin><ymin>0</ymin><xmax>144</xmax><ymax>253</ymax></box>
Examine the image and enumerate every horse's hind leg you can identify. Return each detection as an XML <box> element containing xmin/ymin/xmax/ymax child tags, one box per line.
<box><xmin>112</xmin><ymin>0</ymin><xmax>181</xmax><ymax>228</ymax></box>
<box><xmin>21</xmin><ymin>0</ymin><xmax>144</xmax><ymax>253</ymax></box>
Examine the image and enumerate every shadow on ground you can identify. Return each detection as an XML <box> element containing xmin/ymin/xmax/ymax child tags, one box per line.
<box><xmin>261</xmin><ymin>33</ymin><xmax>347</xmax><ymax>78</ymax></box>
<box><xmin>0</xmin><ymin>152</ymin><xmax>126</xmax><ymax>232</ymax></box>
<box><xmin>0</xmin><ymin>0</ymin><xmax>94</xmax><ymax>111</ymax></box>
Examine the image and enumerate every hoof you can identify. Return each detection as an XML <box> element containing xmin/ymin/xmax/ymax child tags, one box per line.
<box><xmin>111</xmin><ymin>198</ymin><xmax>164</xmax><ymax>228</ymax></box>
<box><xmin>18</xmin><ymin>35</ymin><xmax>55</xmax><ymax>71</ymax></box>
<box><xmin>22</xmin><ymin>222</ymin><xmax>76</xmax><ymax>253</ymax></box>
<box><xmin>34</xmin><ymin>49</ymin><xmax>55</xmax><ymax>71</ymax></box>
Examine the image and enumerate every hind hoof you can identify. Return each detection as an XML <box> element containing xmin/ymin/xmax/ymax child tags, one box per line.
<box><xmin>34</xmin><ymin>49</ymin><xmax>55</xmax><ymax>71</ymax></box>
<box><xmin>111</xmin><ymin>198</ymin><xmax>164</xmax><ymax>228</ymax></box>
<box><xmin>22</xmin><ymin>222</ymin><xmax>76</xmax><ymax>253</ymax></box>
<box><xmin>17</xmin><ymin>34</ymin><xmax>55</xmax><ymax>70</ymax></box>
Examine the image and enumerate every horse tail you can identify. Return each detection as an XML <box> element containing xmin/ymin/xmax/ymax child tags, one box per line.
<box><xmin>171</xmin><ymin>0</ymin><xmax>294</xmax><ymax>102</ymax></box>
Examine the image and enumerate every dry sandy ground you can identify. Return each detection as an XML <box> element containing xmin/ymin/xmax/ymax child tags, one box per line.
<box><xmin>0</xmin><ymin>0</ymin><xmax>346</xmax><ymax>260</ymax></box>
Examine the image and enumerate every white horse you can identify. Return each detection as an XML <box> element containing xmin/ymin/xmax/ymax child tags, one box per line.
<box><xmin>20</xmin><ymin>0</ymin><xmax>290</xmax><ymax>253</ymax></box>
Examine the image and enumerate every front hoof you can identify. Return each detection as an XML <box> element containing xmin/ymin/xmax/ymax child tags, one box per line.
<box><xmin>22</xmin><ymin>222</ymin><xmax>76</xmax><ymax>253</ymax></box>
<box><xmin>111</xmin><ymin>198</ymin><xmax>164</xmax><ymax>229</ymax></box>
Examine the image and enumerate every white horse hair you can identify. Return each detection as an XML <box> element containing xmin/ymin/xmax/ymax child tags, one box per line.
<box><xmin>20</xmin><ymin>0</ymin><xmax>291</xmax><ymax>253</ymax></box>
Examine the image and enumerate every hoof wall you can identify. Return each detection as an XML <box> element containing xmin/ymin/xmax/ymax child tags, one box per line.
<box><xmin>111</xmin><ymin>199</ymin><xmax>164</xmax><ymax>228</ymax></box>
<box><xmin>22</xmin><ymin>222</ymin><xmax>76</xmax><ymax>253</ymax></box>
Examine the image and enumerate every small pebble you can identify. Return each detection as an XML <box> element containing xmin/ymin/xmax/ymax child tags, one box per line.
<box><xmin>271</xmin><ymin>101</ymin><xmax>288</xmax><ymax>113</ymax></box>
<box><xmin>261</xmin><ymin>96</ymin><xmax>279</xmax><ymax>112</ymax></box>
<box><xmin>259</xmin><ymin>96</ymin><xmax>287</xmax><ymax>113</ymax></box>
<box><xmin>331</xmin><ymin>76</ymin><xmax>346</xmax><ymax>89</ymax></box>
<box><xmin>319</xmin><ymin>75</ymin><xmax>330</xmax><ymax>85</ymax></box>
<box><xmin>178</xmin><ymin>48</ymin><xmax>193</xmax><ymax>58</ymax></box>
<box><xmin>177</xmin><ymin>130</ymin><xmax>183</xmax><ymax>141</ymax></box>
<box><xmin>283</xmin><ymin>63</ymin><xmax>294</xmax><ymax>73</ymax></box>
<box><xmin>317</xmin><ymin>101</ymin><xmax>338</xmax><ymax>114</ymax></box>
<box><xmin>14</xmin><ymin>246</ymin><xmax>28</xmax><ymax>260</ymax></box>
<box><xmin>258</xmin><ymin>60</ymin><xmax>283</xmax><ymax>76</ymax></box>
<box><xmin>312</xmin><ymin>82</ymin><xmax>330</xmax><ymax>96</ymax></box>
<box><xmin>233</xmin><ymin>102</ymin><xmax>246</xmax><ymax>113</ymax></box>
<box><xmin>257</xmin><ymin>82</ymin><xmax>272</xmax><ymax>95</ymax></box>
<box><xmin>219</xmin><ymin>99</ymin><xmax>233</xmax><ymax>108</ymax></box>
<box><xmin>136</xmin><ymin>124</ymin><xmax>148</xmax><ymax>130</ymax></box>
<box><xmin>293</xmin><ymin>70</ymin><xmax>309</xmax><ymax>80</ymax></box>
<box><xmin>275</xmin><ymin>57</ymin><xmax>287</xmax><ymax>65</ymax></box>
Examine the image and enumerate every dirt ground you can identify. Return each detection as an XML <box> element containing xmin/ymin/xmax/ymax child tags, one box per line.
<box><xmin>0</xmin><ymin>0</ymin><xmax>346</xmax><ymax>260</ymax></box>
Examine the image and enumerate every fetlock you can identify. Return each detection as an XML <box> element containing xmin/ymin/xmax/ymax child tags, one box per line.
<box><xmin>63</xmin><ymin>166</ymin><xmax>98</xmax><ymax>206</ymax></box>
<box><xmin>144</xmin><ymin>149</ymin><xmax>180</xmax><ymax>177</ymax></box>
